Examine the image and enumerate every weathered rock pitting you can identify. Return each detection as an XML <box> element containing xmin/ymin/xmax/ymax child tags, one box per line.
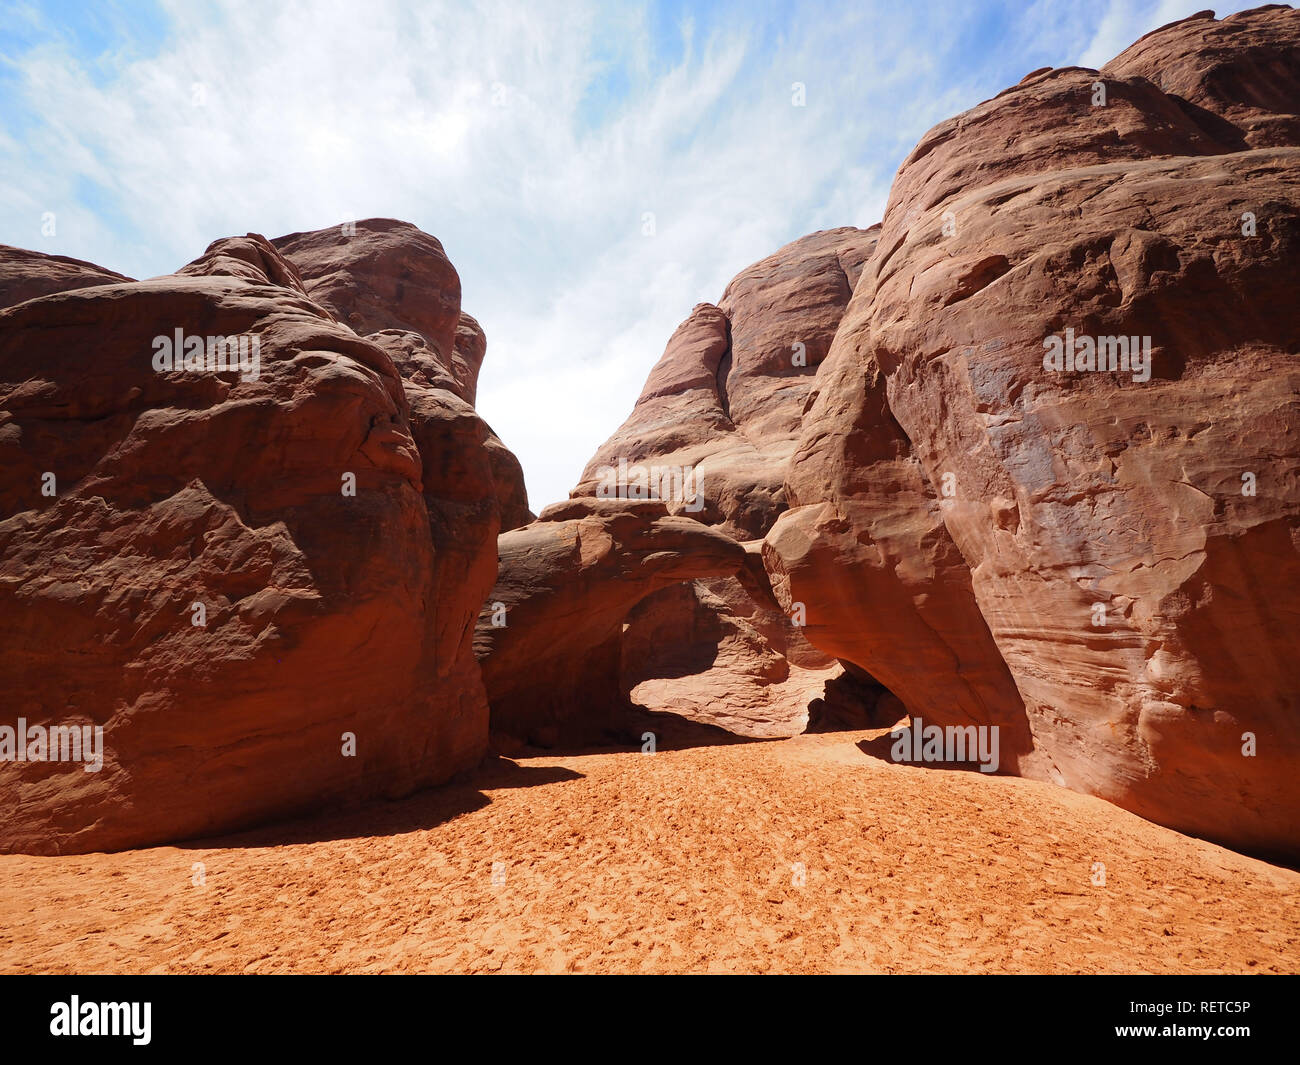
<box><xmin>769</xmin><ymin>4</ymin><xmax>1300</xmax><ymax>856</ymax></box>
<box><xmin>0</xmin><ymin>222</ymin><xmax>527</xmax><ymax>854</ymax></box>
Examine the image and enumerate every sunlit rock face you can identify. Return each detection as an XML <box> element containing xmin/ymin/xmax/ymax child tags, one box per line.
<box><xmin>474</xmin><ymin>497</ymin><xmax>749</xmax><ymax>746</ymax></box>
<box><xmin>770</xmin><ymin>5</ymin><xmax>1300</xmax><ymax>857</ymax></box>
<box><xmin>0</xmin><ymin>224</ymin><xmax>526</xmax><ymax>854</ymax></box>
<box><xmin>571</xmin><ymin>227</ymin><xmax>886</xmax><ymax>739</ymax></box>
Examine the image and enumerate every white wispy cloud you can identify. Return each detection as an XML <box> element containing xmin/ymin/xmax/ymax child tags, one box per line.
<box><xmin>0</xmin><ymin>0</ymin><xmax>1258</xmax><ymax>509</ymax></box>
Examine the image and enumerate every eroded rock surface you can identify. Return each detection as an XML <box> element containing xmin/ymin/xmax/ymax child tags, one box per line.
<box><xmin>275</xmin><ymin>221</ymin><xmax>531</xmax><ymax>526</ymax></box>
<box><xmin>572</xmin><ymin>228</ymin><xmax>883</xmax><ymax>737</ymax></box>
<box><xmin>0</xmin><ymin>246</ymin><xmax>132</xmax><ymax>310</ymax></box>
<box><xmin>474</xmin><ymin>498</ymin><xmax>747</xmax><ymax>747</ymax></box>
<box><xmin>0</xmin><ymin>222</ymin><xmax>523</xmax><ymax>854</ymax></box>
<box><xmin>770</xmin><ymin>4</ymin><xmax>1300</xmax><ymax>855</ymax></box>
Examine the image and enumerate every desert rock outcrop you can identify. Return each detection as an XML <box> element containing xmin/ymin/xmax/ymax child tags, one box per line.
<box><xmin>275</xmin><ymin>220</ymin><xmax>531</xmax><ymax>528</ymax></box>
<box><xmin>0</xmin><ymin>246</ymin><xmax>132</xmax><ymax>310</ymax></box>
<box><xmin>770</xmin><ymin>4</ymin><xmax>1300</xmax><ymax>856</ymax></box>
<box><xmin>572</xmin><ymin>228</ymin><xmax>882</xmax><ymax>737</ymax></box>
<box><xmin>0</xmin><ymin>222</ymin><xmax>524</xmax><ymax>854</ymax></box>
<box><xmin>474</xmin><ymin>498</ymin><xmax>747</xmax><ymax>747</ymax></box>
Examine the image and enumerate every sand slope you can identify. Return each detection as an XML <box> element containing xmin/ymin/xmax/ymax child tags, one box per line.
<box><xmin>1</xmin><ymin>728</ymin><xmax>1296</xmax><ymax>974</ymax></box>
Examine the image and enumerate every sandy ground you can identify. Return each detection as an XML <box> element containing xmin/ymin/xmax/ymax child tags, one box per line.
<box><xmin>1</xmin><ymin>727</ymin><xmax>1296</xmax><ymax>974</ymax></box>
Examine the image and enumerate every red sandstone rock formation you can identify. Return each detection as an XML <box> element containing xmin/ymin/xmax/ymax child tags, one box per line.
<box><xmin>769</xmin><ymin>4</ymin><xmax>1300</xmax><ymax>856</ymax></box>
<box><xmin>0</xmin><ymin>246</ymin><xmax>132</xmax><ymax>310</ymax></box>
<box><xmin>0</xmin><ymin>223</ymin><xmax>524</xmax><ymax>854</ymax></box>
<box><xmin>474</xmin><ymin>498</ymin><xmax>747</xmax><ymax>747</ymax></box>
<box><xmin>1105</xmin><ymin>6</ymin><xmax>1300</xmax><ymax>148</ymax></box>
<box><xmin>576</xmin><ymin>227</ymin><xmax>877</xmax><ymax>540</ymax></box>
<box><xmin>275</xmin><ymin>220</ymin><xmax>531</xmax><ymax>529</ymax></box>
<box><xmin>2</xmin><ymin>7</ymin><xmax>1296</xmax><ymax>865</ymax></box>
<box><xmin>272</xmin><ymin>220</ymin><xmax>462</xmax><ymax>379</ymax></box>
<box><xmin>571</xmin><ymin>228</ymin><xmax>883</xmax><ymax>737</ymax></box>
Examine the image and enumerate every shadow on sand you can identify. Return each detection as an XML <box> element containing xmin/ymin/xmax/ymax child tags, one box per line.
<box><xmin>183</xmin><ymin>756</ymin><xmax>584</xmax><ymax>850</ymax></box>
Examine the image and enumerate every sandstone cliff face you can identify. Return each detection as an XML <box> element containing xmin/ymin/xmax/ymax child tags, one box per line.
<box><xmin>570</xmin><ymin>228</ymin><xmax>883</xmax><ymax>737</ymax></box>
<box><xmin>1104</xmin><ymin>5</ymin><xmax>1300</xmax><ymax>149</ymax></box>
<box><xmin>770</xmin><ymin>5</ymin><xmax>1300</xmax><ymax>856</ymax></box>
<box><xmin>0</xmin><ymin>223</ymin><xmax>525</xmax><ymax>854</ymax></box>
<box><xmin>576</xmin><ymin>227</ymin><xmax>878</xmax><ymax>540</ymax></box>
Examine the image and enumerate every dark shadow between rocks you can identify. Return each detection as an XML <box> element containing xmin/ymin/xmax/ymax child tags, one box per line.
<box><xmin>855</xmin><ymin>718</ymin><xmax>1014</xmax><ymax>775</ymax></box>
<box><xmin>492</xmin><ymin>701</ymin><xmax>774</xmax><ymax>759</ymax></box>
<box><xmin>804</xmin><ymin>665</ymin><xmax>890</xmax><ymax>733</ymax></box>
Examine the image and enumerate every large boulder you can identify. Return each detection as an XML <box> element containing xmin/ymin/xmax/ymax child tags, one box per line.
<box><xmin>272</xmin><ymin>219</ymin><xmax>462</xmax><ymax>373</ymax></box>
<box><xmin>0</xmin><ymin>224</ymin><xmax>518</xmax><ymax>853</ymax></box>
<box><xmin>769</xmin><ymin>5</ymin><xmax>1300</xmax><ymax>856</ymax></box>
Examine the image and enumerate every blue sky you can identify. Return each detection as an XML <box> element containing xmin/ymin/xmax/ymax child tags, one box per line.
<box><xmin>0</xmin><ymin>0</ymin><xmax>1261</xmax><ymax>509</ymax></box>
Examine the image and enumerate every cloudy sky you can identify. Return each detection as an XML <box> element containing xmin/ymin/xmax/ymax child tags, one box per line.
<box><xmin>0</xmin><ymin>0</ymin><xmax>1258</xmax><ymax>509</ymax></box>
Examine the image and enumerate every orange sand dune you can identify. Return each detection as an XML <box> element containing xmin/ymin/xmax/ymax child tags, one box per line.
<box><xmin>1</xmin><ymin>728</ymin><xmax>1296</xmax><ymax>974</ymax></box>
